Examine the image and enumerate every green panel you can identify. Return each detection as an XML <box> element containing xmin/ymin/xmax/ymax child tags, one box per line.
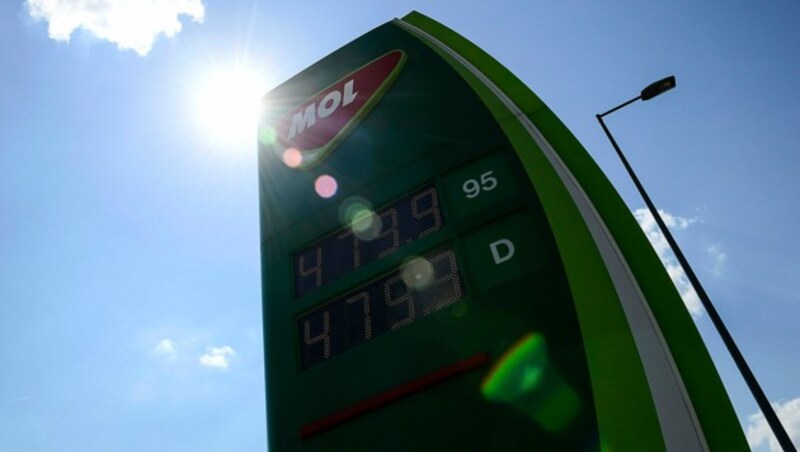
<box><xmin>462</xmin><ymin>211</ymin><xmax>547</xmax><ymax>292</ymax></box>
<box><xmin>441</xmin><ymin>151</ymin><xmax>519</xmax><ymax>221</ymax></box>
<box><xmin>260</xmin><ymin>19</ymin><xmax>598</xmax><ymax>452</ymax></box>
<box><xmin>401</xmin><ymin>10</ymin><xmax>747</xmax><ymax>452</ymax></box>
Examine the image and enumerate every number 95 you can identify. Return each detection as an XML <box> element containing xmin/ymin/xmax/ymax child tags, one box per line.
<box><xmin>462</xmin><ymin>171</ymin><xmax>498</xmax><ymax>199</ymax></box>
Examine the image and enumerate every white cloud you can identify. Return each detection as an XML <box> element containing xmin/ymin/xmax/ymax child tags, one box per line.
<box><xmin>707</xmin><ymin>244</ymin><xmax>727</xmax><ymax>276</ymax></box>
<box><xmin>199</xmin><ymin>345</ymin><xmax>236</xmax><ymax>369</ymax></box>
<box><xmin>26</xmin><ymin>0</ymin><xmax>205</xmax><ymax>56</ymax></box>
<box><xmin>153</xmin><ymin>338</ymin><xmax>175</xmax><ymax>355</ymax></box>
<box><xmin>747</xmin><ymin>398</ymin><xmax>800</xmax><ymax>451</ymax></box>
<box><xmin>633</xmin><ymin>208</ymin><xmax>704</xmax><ymax>317</ymax></box>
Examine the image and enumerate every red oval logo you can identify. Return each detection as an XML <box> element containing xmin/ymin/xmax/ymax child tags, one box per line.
<box><xmin>273</xmin><ymin>50</ymin><xmax>407</xmax><ymax>169</ymax></box>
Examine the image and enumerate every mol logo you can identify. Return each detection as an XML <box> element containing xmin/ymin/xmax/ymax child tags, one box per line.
<box><xmin>274</xmin><ymin>50</ymin><xmax>407</xmax><ymax>170</ymax></box>
<box><xmin>286</xmin><ymin>80</ymin><xmax>358</xmax><ymax>141</ymax></box>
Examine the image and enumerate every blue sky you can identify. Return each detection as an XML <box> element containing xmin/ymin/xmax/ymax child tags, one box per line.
<box><xmin>1</xmin><ymin>1</ymin><xmax>798</xmax><ymax>450</ymax></box>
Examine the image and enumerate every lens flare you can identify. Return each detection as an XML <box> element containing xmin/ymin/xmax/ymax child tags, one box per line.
<box><xmin>259</xmin><ymin>126</ymin><xmax>277</xmax><ymax>146</ymax></box>
<box><xmin>314</xmin><ymin>175</ymin><xmax>338</xmax><ymax>198</ymax></box>
<box><xmin>351</xmin><ymin>210</ymin><xmax>382</xmax><ymax>240</ymax></box>
<box><xmin>340</xmin><ymin>197</ymin><xmax>372</xmax><ymax>224</ymax></box>
<box><xmin>339</xmin><ymin>197</ymin><xmax>383</xmax><ymax>240</ymax></box>
<box><xmin>401</xmin><ymin>256</ymin><xmax>434</xmax><ymax>290</ymax></box>
<box><xmin>481</xmin><ymin>332</ymin><xmax>582</xmax><ymax>432</ymax></box>
<box><xmin>282</xmin><ymin>148</ymin><xmax>303</xmax><ymax>168</ymax></box>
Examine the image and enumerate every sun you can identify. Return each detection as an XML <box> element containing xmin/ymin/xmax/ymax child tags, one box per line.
<box><xmin>194</xmin><ymin>67</ymin><xmax>267</xmax><ymax>148</ymax></box>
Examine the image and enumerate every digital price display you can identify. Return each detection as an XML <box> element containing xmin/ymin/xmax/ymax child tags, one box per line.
<box><xmin>298</xmin><ymin>245</ymin><xmax>464</xmax><ymax>369</ymax></box>
<box><xmin>294</xmin><ymin>185</ymin><xmax>443</xmax><ymax>298</ymax></box>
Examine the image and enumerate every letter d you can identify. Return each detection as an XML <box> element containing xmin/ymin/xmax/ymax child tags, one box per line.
<box><xmin>489</xmin><ymin>239</ymin><xmax>515</xmax><ymax>265</ymax></box>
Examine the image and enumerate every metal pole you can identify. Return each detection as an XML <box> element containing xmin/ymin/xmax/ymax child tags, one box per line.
<box><xmin>598</xmin><ymin>95</ymin><xmax>641</xmax><ymax>118</ymax></box>
<box><xmin>596</xmin><ymin>111</ymin><xmax>796</xmax><ymax>452</ymax></box>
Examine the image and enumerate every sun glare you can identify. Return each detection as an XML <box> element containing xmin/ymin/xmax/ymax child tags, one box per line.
<box><xmin>195</xmin><ymin>68</ymin><xmax>266</xmax><ymax>148</ymax></box>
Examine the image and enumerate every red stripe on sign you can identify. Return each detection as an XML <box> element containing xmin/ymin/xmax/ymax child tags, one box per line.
<box><xmin>299</xmin><ymin>353</ymin><xmax>490</xmax><ymax>440</ymax></box>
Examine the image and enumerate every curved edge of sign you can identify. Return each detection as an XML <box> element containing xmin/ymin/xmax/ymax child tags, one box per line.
<box><xmin>398</xmin><ymin>10</ymin><xmax>748</xmax><ymax>452</ymax></box>
<box><xmin>394</xmin><ymin>14</ymin><xmax>665</xmax><ymax>452</ymax></box>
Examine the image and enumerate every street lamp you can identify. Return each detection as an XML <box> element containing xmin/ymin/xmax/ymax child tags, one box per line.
<box><xmin>596</xmin><ymin>76</ymin><xmax>796</xmax><ymax>452</ymax></box>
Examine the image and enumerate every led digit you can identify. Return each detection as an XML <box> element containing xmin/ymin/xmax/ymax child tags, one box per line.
<box><xmin>303</xmin><ymin>310</ymin><xmax>331</xmax><ymax>362</ymax></box>
<box><xmin>297</xmin><ymin>247</ymin><xmax>323</xmax><ymax>290</ymax></box>
<box><xmin>376</xmin><ymin>208</ymin><xmax>400</xmax><ymax>259</ymax></box>
<box><xmin>411</xmin><ymin>187</ymin><xmax>442</xmax><ymax>238</ymax></box>
<box><xmin>384</xmin><ymin>273</ymin><xmax>415</xmax><ymax>330</ymax></box>
<box><xmin>423</xmin><ymin>249</ymin><xmax>462</xmax><ymax>315</ymax></box>
<box><xmin>337</xmin><ymin>228</ymin><xmax>361</xmax><ymax>270</ymax></box>
<box><xmin>345</xmin><ymin>292</ymin><xmax>372</xmax><ymax>342</ymax></box>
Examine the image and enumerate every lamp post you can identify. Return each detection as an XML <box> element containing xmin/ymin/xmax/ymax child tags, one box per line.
<box><xmin>596</xmin><ymin>76</ymin><xmax>796</xmax><ymax>452</ymax></box>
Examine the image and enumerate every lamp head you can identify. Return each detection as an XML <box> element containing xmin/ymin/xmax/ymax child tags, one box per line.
<box><xmin>641</xmin><ymin>76</ymin><xmax>676</xmax><ymax>101</ymax></box>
